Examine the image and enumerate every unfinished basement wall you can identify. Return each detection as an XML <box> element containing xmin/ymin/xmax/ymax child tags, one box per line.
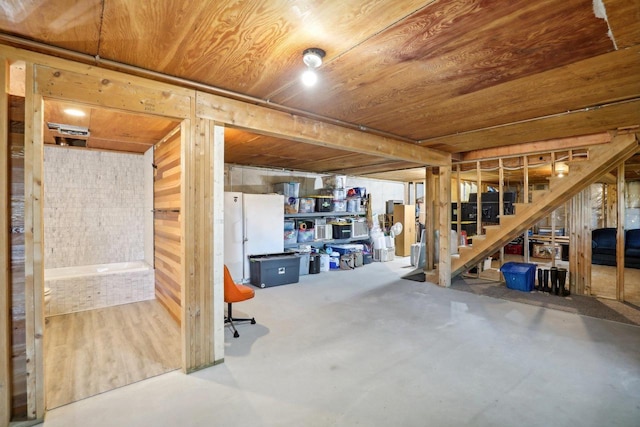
<box><xmin>224</xmin><ymin>164</ymin><xmax>405</xmax><ymax>215</ymax></box>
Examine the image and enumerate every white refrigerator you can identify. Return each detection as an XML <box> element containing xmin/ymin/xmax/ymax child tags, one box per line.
<box><xmin>224</xmin><ymin>192</ymin><xmax>285</xmax><ymax>283</ymax></box>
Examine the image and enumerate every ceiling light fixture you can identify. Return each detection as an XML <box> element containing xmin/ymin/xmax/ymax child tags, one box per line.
<box><xmin>555</xmin><ymin>162</ymin><xmax>568</xmax><ymax>178</ymax></box>
<box><xmin>301</xmin><ymin>47</ymin><xmax>325</xmax><ymax>87</ymax></box>
<box><xmin>64</xmin><ymin>108</ymin><xmax>86</xmax><ymax>117</ymax></box>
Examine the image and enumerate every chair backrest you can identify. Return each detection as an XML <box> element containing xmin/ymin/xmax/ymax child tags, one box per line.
<box><xmin>224</xmin><ymin>265</ymin><xmax>248</xmax><ymax>303</ymax></box>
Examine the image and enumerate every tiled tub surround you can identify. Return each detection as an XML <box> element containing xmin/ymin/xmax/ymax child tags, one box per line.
<box><xmin>45</xmin><ymin>261</ymin><xmax>155</xmax><ymax>316</ymax></box>
<box><xmin>44</xmin><ymin>146</ymin><xmax>146</xmax><ymax>269</ymax></box>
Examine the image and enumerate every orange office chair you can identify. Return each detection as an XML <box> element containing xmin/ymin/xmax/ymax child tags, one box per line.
<box><xmin>224</xmin><ymin>265</ymin><xmax>256</xmax><ymax>338</ymax></box>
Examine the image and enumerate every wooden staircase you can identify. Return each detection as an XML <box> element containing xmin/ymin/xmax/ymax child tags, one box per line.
<box><xmin>451</xmin><ymin>134</ymin><xmax>638</xmax><ymax>278</ymax></box>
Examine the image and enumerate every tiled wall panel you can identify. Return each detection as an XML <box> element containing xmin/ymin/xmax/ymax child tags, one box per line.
<box><xmin>44</xmin><ymin>147</ymin><xmax>145</xmax><ymax>268</ymax></box>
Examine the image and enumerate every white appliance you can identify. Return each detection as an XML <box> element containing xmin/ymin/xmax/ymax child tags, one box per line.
<box><xmin>224</xmin><ymin>192</ymin><xmax>284</xmax><ymax>282</ymax></box>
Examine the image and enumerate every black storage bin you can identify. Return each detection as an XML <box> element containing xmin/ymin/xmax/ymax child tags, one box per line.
<box><xmin>331</xmin><ymin>223</ymin><xmax>351</xmax><ymax>239</ymax></box>
<box><xmin>315</xmin><ymin>196</ymin><xmax>333</xmax><ymax>212</ymax></box>
<box><xmin>249</xmin><ymin>253</ymin><xmax>300</xmax><ymax>288</ymax></box>
<box><xmin>309</xmin><ymin>254</ymin><xmax>321</xmax><ymax>274</ymax></box>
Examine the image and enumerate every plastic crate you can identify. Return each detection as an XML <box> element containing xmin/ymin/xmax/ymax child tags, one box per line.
<box><xmin>315</xmin><ymin>196</ymin><xmax>332</xmax><ymax>212</ymax></box>
<box><xmin>274</xmin><ymin>182</ymin><xmax>300</xmax><ymax>198</ymax></box>
<box><xmin>331</xmin><ymin>223</ymin><xmax>351</xmax><ymax>239</ymax></box>
<box><xmin>249</xmin><ymin>253</ymin><xmax>301</xmax><ymax>288</ymax></box>
<box><xmin>500</xmin><ymin>262</ymin><xmax>536</xmax><ymax>292</ymax></box>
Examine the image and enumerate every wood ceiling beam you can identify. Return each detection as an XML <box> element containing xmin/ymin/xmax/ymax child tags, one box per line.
<box><xmin>196</xmin><ymin>92</ymin><xmax>450</xmax><ymax>166</ymax></box>
<box><xmin>335</xmin><ymin>161</ymin><xmax>423</xmax><ymax>176</ymax></box>
<box><xmin>459</xmin><ymin>132</ymin><xmax>612</xmax><ymax>162</ymax></box>
<box><xmin>421</xmin><ymin>98</ymin><xmax>640</xmax><ymax>154</ymax></box>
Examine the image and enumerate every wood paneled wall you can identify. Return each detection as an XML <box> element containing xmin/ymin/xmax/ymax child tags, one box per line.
<box><xmin>8</xmin><ymin>95</ymin><xmax>27</xmax><ymax>420</ymax></box>
<box><xmin>153</xmin><ymin>131</ymin><xmax>182</xmax><ymax>323</ymax></box>
<box><xmin>1</xmin><ymin>60</ymin><xmax>11</xmax><ymax>427</ymax></box>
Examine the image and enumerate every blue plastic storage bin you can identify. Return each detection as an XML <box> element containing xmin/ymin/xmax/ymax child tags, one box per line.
<box><xmin>500</xmin><ymin>262</ymin><xmax>536</xmax><ymax>292</ymax></box>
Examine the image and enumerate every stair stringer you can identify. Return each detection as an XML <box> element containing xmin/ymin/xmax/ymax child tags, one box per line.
<box><xmin>451</xmin><ymin>134</ymin><xmax>638</xmax><ymax>278</ymax></box>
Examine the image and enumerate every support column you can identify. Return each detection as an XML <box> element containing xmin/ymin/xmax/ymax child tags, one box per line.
<box><xmin>182</xmin><ymin>116</ymin><xmax>223</xmax><ymax>372</ymax></box>
<box><xmin>616</xmin><ymin>163</ymin><xmax>625</xmax><ymax>301</ymax></box>
<box><xmin>498</xmin><ymin>158</ymin><xmax>504</xmax><ymax>266</ymax></box>
<box><xmin>523</xmin><ymin>156</ymin><xmax>530</xmax><ymax>262</ymax></box>
<box><xmin>1</xmin><ymin>57</ymin><xmax>10</xmax><ymax>427</ymax></box>
<box><xmin>438</xmin><ymin>165</ymin><xmax>452</xmax><ymax>287</ymax></box>
<box><xmin>24</xmin><ymin>62</ymin><xmax>45</xmax><ymax>420</ymax></box>
<box><xmin>211</xmin><ymin>124</ymin><xmax>225</xmax><ymax>361</ymax></box>
<box><xmin>425</xmin><ymin>168</ymin><xmax>435</xmax><ymax>272</ymax></box>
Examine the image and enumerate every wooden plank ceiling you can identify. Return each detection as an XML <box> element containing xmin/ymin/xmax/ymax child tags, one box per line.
<box><xmin>2</xmin><ymin>0</ymin><xmax>639</xmax><ymax>180</ymax></box>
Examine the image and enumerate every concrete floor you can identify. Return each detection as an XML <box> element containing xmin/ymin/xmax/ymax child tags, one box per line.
<box><xmin>42</xmin><ymin>258</ymin><xmax>640</xmax><ymax>427</ymax></box>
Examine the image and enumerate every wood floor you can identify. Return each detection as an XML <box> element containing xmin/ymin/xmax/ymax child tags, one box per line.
<box><xmin>44</xmin><ymin>299</ymin><xmax>181</xmax><ymax>409</ymax></box>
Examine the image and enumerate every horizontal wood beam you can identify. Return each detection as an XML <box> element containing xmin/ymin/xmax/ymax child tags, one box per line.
<box><xmin>422</xmin><ymin>98</ymin><xmax>640</xmax><ymax>154</ymax></box>
<box><xmin>34</xmin><ymin>64</ymin><xmax>193</xmax><ymax>119</ymax></box>
<box><xmin>337</xmin><ymin>162</ymin><xmax>424</xmax><ymax>177</ymax></box>
<box><xmin>196</xmin><ymin>92</ymin><xmax>450</xmax><ymax>166</ymax></box>
<box><xmin>460</xmin><ymin>132</ymin><xmax>612</xmax><ymax>162</ymax></box>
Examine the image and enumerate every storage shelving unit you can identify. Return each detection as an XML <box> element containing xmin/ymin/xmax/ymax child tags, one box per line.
<box><xmin>284</xmin><ymin>211</ymin><xmax>368</xmax><ymax>249</ymax></box>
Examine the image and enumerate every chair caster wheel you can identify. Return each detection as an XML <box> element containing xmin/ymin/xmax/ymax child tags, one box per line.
<box><xmin>234</xmin><ymin>331</ymin><xmax>239</xmax><ymax>338</ymax></box>
<box><xmin>251</xmin><ymin>318</ymin><xmax>256</xmax><ymax>324</ymax></box>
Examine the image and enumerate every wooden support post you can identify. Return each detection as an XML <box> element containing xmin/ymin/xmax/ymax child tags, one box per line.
<box><xmin>438</xmin><ymin>164</ymin><xmax>452</xmax><ymax>287</ymax></box>
<box><xmin>182</xmin><ymin>115</ymin><xmax>221</xmax><ymax>372</ymax></box>
<box><xmin>425</xmin><ymin>168</ymin><xmax>435</xmax><ymax>272</ymax></box>
<box><xmin>456</xmin><ymin>164</ymin><xmax>461</xmax><ymax>241</ymax></box>
<box><xmin>584</xmin><ymin>188</ymin><xmax>593</xmax><ymax>295</ymax></box>
<box><xmin>498</xmin><ymin>158</ymin><xmax>504</xmax><ymax>265</ymax></box>
<box><xmin>559</xmin><ymin>185</ymin><xmax>596</xmax><ymax>296</ymax></box>
<box><xmin>1</xmin><ymin>57</ymin><xmax>11</xmax><ymax>427</ymax></box>
<box><xmin>570</xmin><ymin>193</ymin><xmax>577</xmax><ymax>292</ymax></box>
<box><xmin>523</xmin><ymin>156</ymin><xmax>530</xmax><ymax>262</ymax></box>
<box><xmin>617</xmin><ymin>163</ymin><xmax>625</xmax><ymax>301</ymax></box>
<box><xmin>24</xmin><ymin>62</ymin><xmax>45</xmax><ymax>421</ymax></box>
<box><xmin>211</xmin><ymin>124</ymin><xmax>225</xmax><ymax>362</ymax></box>
<box><xmin>551</xmin><ymin>207</ymin><xmax>557</xmax><ymax>268</ymax></box>
<box><xmin>476</xmin><ymin>161</ymin><xmax>482</xmax><ymax>274</ymax></box>
<box><xmin>475</xmin><ymin>161</ymin><xmax>482</xmax><ymax>237</ymax></box>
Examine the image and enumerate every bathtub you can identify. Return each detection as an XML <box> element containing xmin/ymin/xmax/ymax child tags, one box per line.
<box><xmin>44</xmin><ymin>261</ymin><xmax>155</xmax><ymax>317</ymax></box>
